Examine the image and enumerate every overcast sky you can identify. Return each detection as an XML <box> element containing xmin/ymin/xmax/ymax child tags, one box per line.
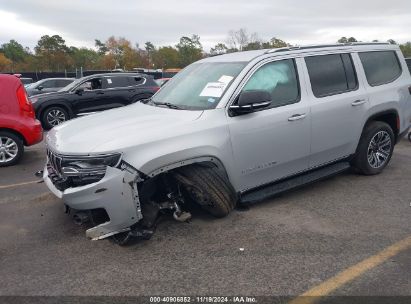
<box><xmin>0</xmin><ymin>0</ymin><xmax>410</xmax><ymax>51</ymax></box>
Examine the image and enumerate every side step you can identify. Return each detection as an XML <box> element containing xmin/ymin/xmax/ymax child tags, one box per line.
<box><xmin>240</xmin><ymin>162</ymin><xmax>350</xmax><ymax>204</ymax></box>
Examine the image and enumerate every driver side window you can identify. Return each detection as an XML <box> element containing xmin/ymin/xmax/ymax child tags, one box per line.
<box><xmin>78</xmin><ymin>78</ymin><xmax>103</xmax><ymax>91</ymax></box>
<box><xmin>243</xmin><ymin>59</ymin><xmax>300</xmax><ymax>109</ymax></box>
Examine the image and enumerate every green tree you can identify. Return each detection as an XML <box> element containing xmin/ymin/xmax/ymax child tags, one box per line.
<box><xmin>400</xmin><ymin>42</ymin><xmax>411</xmax><ymax>57</ymax></box>
<box><xmin>95</xmin><ymin>39</ymin><xmax>108</xmax><ymax>55</ymax></box>
<box><xmin>69</xmin><ymin>47</ymin><xmax>100</xmax><ymax>69</ymax></box>
<box><xmin>210</xmin><ymin>43</ymin><xmax>228</xmax><ymax>56</ymax></box>
<box><xmin>337</xmin><ymin>37</ymin><xmax>358</xmax><ymax>43</ymax></box>
<box><xmin>35</xmin><ymin>35</ymin><xmax>69</xmax><ymax>71</ymax></box>
<box><xmin>1</xmin><ymin>40</ymin><xmax>27</xmax><ymax>72</ymax></box>
<box><xmin>152</xmin><ymin>46</ymin><xmax>179</xmax><ymax>68</ymax></box>
<box><xmin>175</xmin><ymin>35</ymin><xmax>203</xmax><ymax>67</ymax></box>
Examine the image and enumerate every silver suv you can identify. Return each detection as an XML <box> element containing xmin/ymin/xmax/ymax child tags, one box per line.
<box><xmin>43</xmin><ymin>43</ymin><xmax>411</xmax><ymax>244</ymax></box>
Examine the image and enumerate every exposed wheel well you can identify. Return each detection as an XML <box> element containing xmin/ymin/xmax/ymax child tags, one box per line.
<box><xmin>364</xmin><ymin>110</ymin><xmax>399</xmax><ymax>142</ymax></box>
<box><xmin>0</xmin><ymin>128</ymin><xmax>26</xmax><ymax>145</ymax></box>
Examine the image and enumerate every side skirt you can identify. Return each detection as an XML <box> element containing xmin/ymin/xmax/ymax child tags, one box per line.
<box><xmin>240</xmin><ymin>162</ymin><xmax>351</xmax><ymax>204</ymax></box>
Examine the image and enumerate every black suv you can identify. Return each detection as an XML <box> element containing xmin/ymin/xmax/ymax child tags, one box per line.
<box><xmin>31</xmin><ymin>73</ymin><xmax>159</xmax><ymax>129</ymax></box>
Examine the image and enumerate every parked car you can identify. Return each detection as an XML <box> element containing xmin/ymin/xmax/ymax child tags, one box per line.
<box><xmin>30</xmin><ymin>73</ymin><xmax>160</xmax><ymax>129</ymax></box>
<box><xmin>42</xmin><ymin>43</ymin><xmax>411</xmax><ymax>244</ymax></box>
<box><xmin>406</xmin><ymin>58</ymin><xmax>411</xmax><ymax>73</ymax></box>
<box><xmin>0</xmin><ymin>75</ymin><xmax>43</xmax><ymax>166</ymax></box>
<box><xmin>26</xmin><ymin>78</ymin><xmax>74</xmax><ymax>96</ymax></box>
<box><xmin>21</xmin><ymin>77</ymin><xmax>34</xmax><ymax>86</ymax></box>
<box><xmin>12</xmin><ymin>74</ymin><xmax>34</xmax><ymax>87</ymax></box>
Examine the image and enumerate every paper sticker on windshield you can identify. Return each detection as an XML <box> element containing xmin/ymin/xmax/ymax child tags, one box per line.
<box><xmin>200</xmin><ymin>82</ymin><xmax>227</xmax><ymax>97</ymax></box>
<box><xmin>218</xmin><ymin>75</ymin><xmax>234</xmax><ymax>85</ymax></box>
<box><xmin>107</xmin><ymin>78</ymin><xmax>112</xmax><ymax>84</ymax></box>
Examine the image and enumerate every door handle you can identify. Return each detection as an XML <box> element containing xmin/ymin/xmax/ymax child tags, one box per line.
<box><xmin>288</xmin><ymin>114</ymin><xmax>306</xmax><ymax>121</ymax></box>
<box><xmin>96</xmin><ymin>91</ymin><xmax>104</xmax><ymax>95</ymax></box>
<box><xmin>351</xmin><ymin>99</ymin><xmax>366</xmax><ymax>106</ymax></box>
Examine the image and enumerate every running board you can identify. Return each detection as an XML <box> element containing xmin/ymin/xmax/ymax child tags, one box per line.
<box><xmin>240</xmin><ymin>162</ymin><xmax>350</xmax><ymax>204</ymax></box>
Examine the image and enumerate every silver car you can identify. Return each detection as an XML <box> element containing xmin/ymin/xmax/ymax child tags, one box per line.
<box><xmin>43</xmin><ymin>43</ymin><xmax>411</xmax><ymax>244</ymax></box>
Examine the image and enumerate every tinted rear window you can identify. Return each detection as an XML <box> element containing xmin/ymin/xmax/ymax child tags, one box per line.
<box><xmin>359</xmin><ymin>51</ymin><xmax>402</xmax><ymax>86</ymax></box>
<box><xmin>103</xmin><ymin>76</ymin><xmax>130</xmax><ymax>88</ymax></box>
<box><xmin>305</xmin><ymin>53</ymin><xmax>358</xmax><ymax>97</ymax></box>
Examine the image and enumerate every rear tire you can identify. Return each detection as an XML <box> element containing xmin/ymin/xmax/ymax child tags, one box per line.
<box><xmin>351</xmin><ymin>121</ymin><xmax>394</xmax><ymax>175</ymax></box>
<box><xmin>0</xmin><ymin>131</ymin><xmax>24</xmax><ymax>167</ymax></box>
<box><xmin>41</xmin><ymin>106</ymin><xmax>69</xmax><ymax>130</ymax></box>
<box><xmin>175</xmin><ymin>165</ymin><xmax>237</xmax><ymax>217</ymax></box>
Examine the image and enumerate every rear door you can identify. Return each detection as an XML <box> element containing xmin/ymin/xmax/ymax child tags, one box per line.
<box><xmin>302</xmin><ymin>52</ymin><xmax>369</xmax><ymax>168</ymax></box>
<box><xmin>101</xmin><ymin>75</ymin><xmax>134</xmax><ymax>108</ymax></box>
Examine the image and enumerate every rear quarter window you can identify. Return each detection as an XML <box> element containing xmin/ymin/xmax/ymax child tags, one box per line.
<box><xmin>359</xmin><ymin>51</ymin><xmax>402</xmax><ymax>86</ymax></box>
<box><xmin>128</xmin><ymin>76</ymin><xmax>146</xmax><ymax>86</ymax></box>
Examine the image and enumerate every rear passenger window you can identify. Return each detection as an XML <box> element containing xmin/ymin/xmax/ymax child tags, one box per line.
<box><xmin>128</xmin><ymin>76</ymin><xmax>146</xmax><ymax>86</ymax></box>
<box><xmin>359</xmin><ymin>51</ymin><xmax>402</xmax><ymax>86</ymax></box>
<box><xmin>104</xmin><ymin>76</ymin><xmax>129</xmax><ymax>88</ymax></box>
<box><xmin>242</xmin><ymin>59</ymin><xmax>300</xmax><ymax>108</ymax></box>
<box><xmin>305</xmin><ymin>54</ymin><xmax>358</xmax><ymax>98</ymax></box>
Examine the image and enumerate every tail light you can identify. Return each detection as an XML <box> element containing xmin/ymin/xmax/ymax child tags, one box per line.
<box><xmin>16</xmin><ymin>84</ymin><xmax>35</xmax><ymax>118</ymax></box>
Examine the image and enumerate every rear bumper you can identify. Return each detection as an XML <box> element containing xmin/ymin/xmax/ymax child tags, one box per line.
<box><xmin>43</xmin><ymin>165</ymin><xmax>142</xmax><ymax>240</ymax></box>
<box><xmin>21</xmin><ymin>119</ymin><xmax>43</xmax><ymax>146</ymax></box>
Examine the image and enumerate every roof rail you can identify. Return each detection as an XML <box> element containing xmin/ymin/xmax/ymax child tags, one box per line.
<box><xmin>265</xmin><ymin>42</ymin><xmax>391</xmax><ymax>54</ymax></box>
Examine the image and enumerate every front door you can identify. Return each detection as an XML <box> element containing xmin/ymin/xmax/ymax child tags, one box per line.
<box><xmin>71</xmin><ymin>77</ymin><xmax>104</xmax><ymax>115</ymax></box>
<box><xmin>228</xmin><ymin>58</ymin><xmax>311</xmax><ymax>191</ymax></box>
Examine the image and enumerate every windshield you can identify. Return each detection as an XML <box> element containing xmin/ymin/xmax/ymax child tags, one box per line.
<box><xmin>59</xmin><ymin>78</ymin><xmax>83</xmax><ymax>92</ymax></box>
<box><xmin>152</xmin><ymin>62</ymin><xmax>246</xmax><ymax>110</ymax></box>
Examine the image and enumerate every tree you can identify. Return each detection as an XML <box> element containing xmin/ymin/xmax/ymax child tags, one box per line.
<box><xmin>400</xmin><ymin>42</ymin><xmax>411</xmax><ymax>57</ymax></box>
<box><xmin>69</xmin><ymin>47</ymin><xmax>100</xmax><ymax>69</ymax></box>
<box><xmin>227</xmin><ymin>28</ymin><xmax>252</xmax><ymax>51</ymax></box>
<box><xmin>95</xmin><ymin>39</ymin><xmax>108</xmax><ymax>55</ymax></box>
<box><xmin>145</xmin><ymin>41</ymin><xmax>156</xmax><ymax>68</ymax></box>
<box><xmin>152</xmin><ymin>46</ymin><xmax>179</xmax><ymax>68</ymax></box>
<box><xmin>35</xmin><ymin>35</ymin><xmax>69</xmax><ymax>71</ymax></box>
<box><xmin>1</xmin><ymin>40</ymin><xmax>27</xmax><ymax>72</ymax></box>
<box><xmin>175</xmin><ymin>35</ymin><xmax>203</xmax><ymax>67</ymax></box>
<box><xmin>337</xmin><ymin>37</ymin><xmax>358</xmax><ymax>43</ymax></box>
<box><xmin>210</xmin><ymin>43</ymin><xmax>228</xmax><ymax>56</ymax></box>
<box><xmin>387</xmin><ymin>39</ymin><xmax>397</xmax><ymax>45</ymax></box>
<box><xmin>0</xmin><ymin>53</ymin><xmax>12</xmax><ymax>72</ymax></box>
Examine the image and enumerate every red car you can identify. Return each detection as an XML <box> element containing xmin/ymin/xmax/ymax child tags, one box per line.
<box><xmin>0</xmin><ymin>74</ymin><xmax>43</xmax><ymax>166</ymax></box>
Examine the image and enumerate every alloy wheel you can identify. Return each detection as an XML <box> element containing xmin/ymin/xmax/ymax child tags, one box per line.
<box><xmin>47</xmin><ymin>109</ymin><xmax>66</xmax><ymax>126</ymax></box>
<box><xmin>0</xmin><ymin>136</ymin><xmax>19</xmax><ymax>163</ymax></box>
<box><xmin>367</xmin><ymin>130</ymin><xmax>392</xmax><ymax>169</ymax></box>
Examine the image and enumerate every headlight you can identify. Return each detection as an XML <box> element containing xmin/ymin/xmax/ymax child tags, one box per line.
<box><xmin>60</xmin><ymin>153</ymin><xmax>122</xmax><ymax>178</ymax></box>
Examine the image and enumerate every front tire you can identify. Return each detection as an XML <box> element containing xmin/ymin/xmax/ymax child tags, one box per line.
<box><xmin>351</xmin><ymin>121</ymin><xmax>394</xmax><ymax>175</ymax></box>
<box><xmin>41</xmin><ymin>106</ymin><xmax>69</xmax><ymax>129</ymax></box>
<box><xmin>175</xmin><ymin>165</ymin><xmax>237</xmax><ymax>218</ymax></box>
<box><xmin>0</xmin><ymin>131</ymin><xmax>24</xmax><ymax>167</ymax></box>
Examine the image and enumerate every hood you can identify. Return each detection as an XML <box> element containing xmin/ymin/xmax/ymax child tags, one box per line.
<box><xmin>30</xmin><ymin>90</ymin><xmax>67</xmax><ymax>101</ymax></box>
<box><xmin>47</xmin><ymin>103</ymin><xmax>204</xmax><ymax>154</ymax></box>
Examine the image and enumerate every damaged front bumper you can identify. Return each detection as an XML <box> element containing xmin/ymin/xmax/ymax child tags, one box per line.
<box><xmin>43</xmin><ymin>162</ymin><xmax>143</xmax><ymax>240</ymax></box>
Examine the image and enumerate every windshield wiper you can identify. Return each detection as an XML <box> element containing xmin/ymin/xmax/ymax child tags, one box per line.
<box><xmin>153</xmin><ymin>101</ymin><xmax>183</xmax><ymax>109</ymax></box>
